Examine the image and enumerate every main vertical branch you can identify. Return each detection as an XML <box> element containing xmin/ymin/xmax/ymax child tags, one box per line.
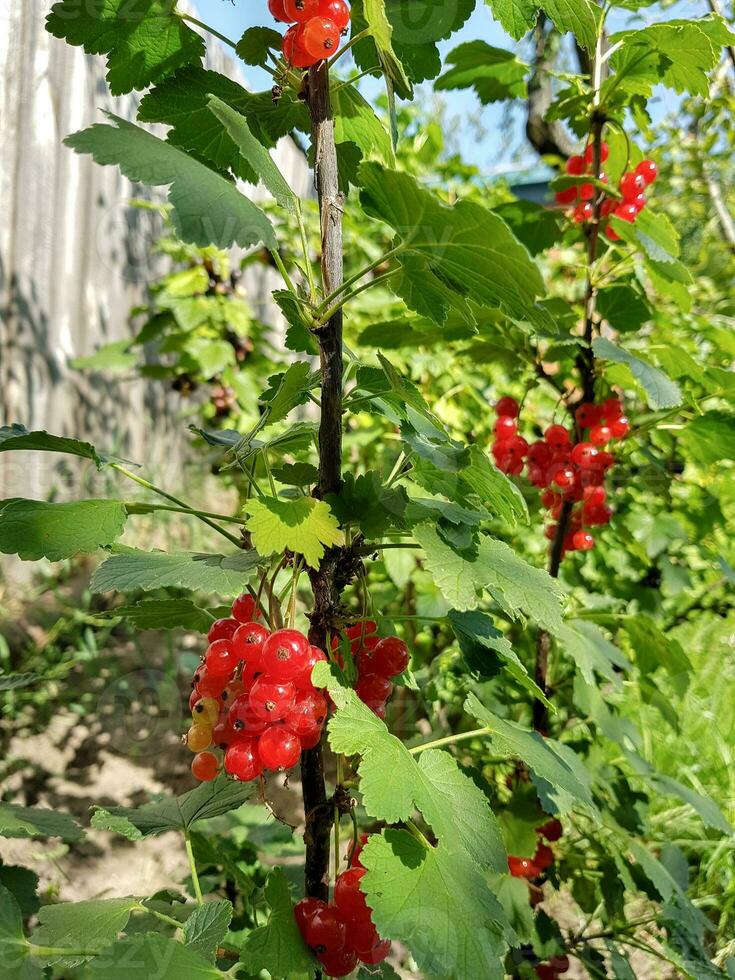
<box><xmin>301</xmin><ymin>60</ymin><xmax>345</xmax><ymax>904</ymax></box>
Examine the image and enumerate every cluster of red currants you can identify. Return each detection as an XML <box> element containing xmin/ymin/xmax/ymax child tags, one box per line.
<box><xmin>555</xmin><ymin>141</ymin><xmax>659</xmax><ymax>241</ymax></box>
<box><xmin>332</xmin><ymin>620</ymin><xmax>409</xmax><ymax>719</ymax></box>
<box><xmin>268</xmin><ymin>0</ymin><xmax>351</xmax><ymax>68</ymax></box>
<box><xmin>535</xmin><ymin>955</ymin><xmax>571</xmax><ymax>980</ymax></box>
<box><xmin>492</xmin><ymin>396</ymin><xmax>629</xmax><ymax>555</ymax></box>
<box><xmin>295</xmin><ymin>835</ymin><xmax>390</xmax><ymax>976</ymax></box>
<box><xmin>507</xmin><ymin>817</ymin><xmax>562</xmax><ymax>881</ymax></box>
<box><xmin>187</xmin><ymin>594</ymin><xmax>328</xmax><ymax>783</ymax></box>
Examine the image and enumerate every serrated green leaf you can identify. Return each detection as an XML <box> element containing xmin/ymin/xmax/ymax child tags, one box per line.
<box><xmin>316</xmin><ymin>665</ymin><xmax>506</xmax><ymax>872</ymax></box>
<box><xmin>0</xmin><ymin>884</ymin><xmax>34</xmax><ymax>980</ymax></box>
<box><xmin>91</xmin><ymin>775</ymin><xmax>253</xmax><ymax>838</ymax></box>
<box><xmin>0</xmin><ymin>805</ymin><xmax>83</xmax><ymax>843</ymax></box>
<box><xmin>183</xmin><ymin>900</ymin><xmax>233</xmax><ymax>963</ymax></box>
<box><xmin>91</xmin><ymin>549</ymin><xmax>263</xmax><ymax>596</ymax></box>
<box><xmin>237</xmin><ymin>869</ymin><xmax>315</xmax><ymax>977</ymax></box>
<box><xmin>65</xmin><ymin>115</ymin><xmax>276</xmax><ymax>250</ymax></box>
<box><xmin>0</xmin><ymin>498</ymin><xmax>127</xmax><ymax>562</ymax></box>
<box><xmin>493</xmin><ymin>200</ymin><xmax>563</xmax><ymax>256</ymax></box>
<box><xmin>359</xmin><ymin>163</ymin><xmax>545</xmax><ymax>324</ymax></box>
<box><xmin>461</xmin><ymin>445</ymin><xmax>529</xmax><ymax>526</ymax></box>
<box><xmin>235</xmin><ymin>26</ymin><xmax>282</xmax><ymax>65</ymax></box>
<box><xmin>30</xmin><ymin>898</ymin><xmax>139</xmax><ymax>967</ymax></box>
<box><xmin>557</xmin><ymin>620</ymin><xmax>630</xmax><ymax>688</ymax></box>
<box><xmin>680</xmin><ymin>411</ymin><xmax>735</xmax><ymax>465</ymax></box>
<box><xmin>105</xmin><ymin>599</ymin><xmax>213</xmax><ymax>632</ymax></box>
<box><xmin>327</xmin><ymin>472</ymin><xmax>408</xmax><ymax>538</ymax></box>
<box><xmin>45</xmin><ymin>0</ymin><xmax>204</xmax><ymax>96</ymax></box>
<box><xmin>358</xmin><ymin>0</ymin><xmax>413</xmax><ymax>99</ymax></box>
<box><xmin>436</xmin><ymin>41</ymin><xmax>528</xmax><ymax>103</ymax></box>
<box><xmin>597</xmin><ymin>283</ymin><xmax>652</xmax><ymax>333</ymax></box>
<box><xmin>244</xmin><ymin>496</ymin><xmax>344</xmax><ymax>569</ymax></box>
<box><xmin>361</xmin><ymin>830</ymin><xmax>509</xmax><ymax>980</ymax></box>
<box><xmin>0</xmin><ymin>425</ymin><xmax>112</xmax><ymax>469</ymax></box>
<box><xmin>332</xmin><ymin>82</ymin><xmax>396</xmax><ymax>180</ymax></box>
<box><xmin>542</xmin><ymin>0</ymin><xmax>599</xmax><ymax>49</ymax></box>
<box><xmin>484</xmin><ymin>0</ymin><xmax>538</xmax><ymax>41</ymax></box>
<box><xmin>592</xmin><ymin>337</ymin><xmax>682</xmax><ymax>410</ymax></box>
<box><xmin>89</xmin><ymin>933</ymin><xmax>222</xmax><ymax>979</ymax></box>
<box><xmin>260</xmin><ymin>362</ymin><xmax>319</xmax><ymax>427</ymax></box>
<box><xmin>0</xmin><ymin>866</ymin><xmax>39</xmax><ymax>919</ymax></box>
<box><xmin>466</xmin><ymin>694</ymin><xmax>595</xmax><ymax>813</ymax></box>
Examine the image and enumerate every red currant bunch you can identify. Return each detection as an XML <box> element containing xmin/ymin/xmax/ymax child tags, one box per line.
<box><xmin>555</xmin><ymin>143</ymin><xmax>658</xmax><ymax>239</ymax></box>
<box><xmin>294</xmin><ymin>836</ymin><xmax>391</xmax><ymax>976</ymax></box>
<box><xmin>187</xmin><ymin>593</ymin><xmax>329</xmax><ymax>783</ymax></box>
<box><xmin>269</xmin><ymin>0</ymin><xmax>351</xmax><ymax>69</ymax></box>
<box><xmin>508</xmin><ymin>818</ymin><xmax>562</xmax><ymax>889</ymax></box>
<box><xmin>492</xmin><ymin>396</ymin><xmax>630</xmax><ymax>556</ymax></box>
<box><xmin>332</xmin><ymin>621</ymin><xmax>410</xmax><ymax>719</ymax></box>
<box><xmin>535</xmin><ymin>955</ymin><xmax>571</xmax><ymax>979</ymax></box>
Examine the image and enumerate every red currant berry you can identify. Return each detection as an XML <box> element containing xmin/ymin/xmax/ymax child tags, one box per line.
<box><xmin>572</xmin><ymin>201</ymin><xmax>593</xmax><ymax>224</ymax></box>
<box><xmin>548</xmin><ymin>464</ymin><xmax>575</xmax><ymax>490</ymax></box>
<box><xmin>589</xmin><ymin>424</ymin><xmax>612</xmax><ymax>446</ymax></box>
<box><xmin>232</xmin><ymin>593</ymin><xmax>258</xmax><ymax>623</ymax></box>
<box><xmin>601</xmin><ymin>397</ymin><xmax>623</xmax><ymax>421</ymax></box>
<box><xmin>630</xmin><ymin>193</ymin><xmax>647</xmax><ymax>214</ymax></box>
<box><xmin>578</xmin><ymin>183</ymin><xmax>594</xmax><ymax>201</ymax></box>
<box><xmin>527</xmin><ymin>441</ymin><xmax>551</xmax><ymax>466</ymax></box>
<box><xmin>566</xmin><ymin>155</ymin><xmax>585</xmax><ymax>175</ymax></box>
<box><xmin>613</xmin><ymin>202</ymin><xmax>638</xmax><ymax>223</ymax></box>
<box><xmin>282</xmin><ymin>24</ymin><xmax>317</xmax><ymax>67</ymax></box>
<box><xmin>508</xmin><ymin>856</ymin><xmax>540</xmax><ymax>879</ymax></box>
<box><xmin>541</xmin><ymin>488</ymin><xmax>561</xmax><ymax>509</ymax></box>
<box><xmin>555</xmin><ymin>187</ymin><xmax>577</xmax><ymax>206</ymax></box>
<box><xmin>360</xmin><ymin>938</ymin><xmax>391</xmax><ymax>965</ymax></box>
<box><xmin>268</xmin><ymin>0</ymin><xmax>292</xmax><ymax>21</ymax></box>
<box><xmin>536</xmin><ymin>966</ymin><xmax>558</xmax><ymax>980</ymax></box>
<box><xmin>334</xmin><ymin>867</ymin><xmax>369</xmax><ymax>921</ymax></box>
<box><xmin>539</xmin><ymin>818</ymin><xmax>563</xmax><ymax>841</ymax></box>
<box><xmin>301</xmin><ymin>16</ymin><xmax>341</xmax><ymax>59</ymax></box>
<box><xmin>356</xmin><ymin>674</ymin><xmax>393</xmax><ymax>707</ymax></box>
<box><xmin>495</xmin><ymin>396</ymin><xmax>520</xmax><ymax>418</ymax></box>
<box><xmin>195</xmin><ymin>667</ymin><xmax>228</xmax><ymax>700</ymax></box>
<box><xmin>249</xmin><ymin>677</ymin><xmax>296</xmax><ymax>722</ymax></box>
<box><xmin>636</xmin><ymin>159</ymin><xmax>658</xmax><ymax>185</ymax></box>
<box><xmin>317</xmin><ymin>0</ymin><xmax>351</xmax><ymax>31</ymax></box>
<box><xmin>575</xmin><ymin>402</ymin><xmax>601</xmax><ymax>428</ymax></box>
<box><xmin>545</xmin><ymin>424</ymin><xmax>570</xmax><ymax>449</ymax></box>
<box><xmin>609</xmin><ymin>416</ymin><xmax>630</xmax><ymax>438</ymax></box>
<box><xmin>212</xmin><ymin>714</ymin><xmax>236</xmax><ymax>749</ymax></box>
<box><xmin>603</xmin><ymin>223</ymin><xmax>620</xmax><ymax>241</ymax></box>
<box><xmin>191</xmin><ymin>751</ymin><xmax>219</xmax><ymax>782</ymax></box>
<box><xmin>224</xmin><ymin>739</ymin><xmax>262</xmax><ymax>781</ymax></box>
<box><xmin>261</xmin><ymin>629</ymin><xmax>310</xmax><ymax>682</ymax></box>
<box><xmin>494</xmin><ymin>415</ymin><xmax>517</xmax><ymax>440</ymax></box>
<box><xmin>620</xmin><ymin>171</ymin><xmax>646</xmax><ymax>200</ymax></box>
<box><xmin>295</xmin><ymin>897</ymin><xmax>328</xmax><ymax>934</ymax></box>
<box><xmin>295</xmin><ymin>644</ymin><xmax>328</xmax><ymax>690</ymax></box>
<box><xmin>232</xmin><ymin>622</ymin><xmax>269</xmax><ymax>669</ymax></box>
<box><xmin>303</xmin><ymin>906</ymin><xmax>347</xmax><ymax>954</ymax></box>
<box><xmin>347</xmin><ymin>916</ymin><xmax>379</xmax><ymax>954</ymax></box>
<box><xmin>571</xmin><ymin>442</ymin><xmax>599</xmax><ymax>468</ymax></box>
<box><xmin>221</xmin><ymin>680</ymin><xmax>245</xmax><ymax>706</ymax></box>
<box><xmin>208</xmin><ymin>617</ymin><xmax>239</xmax><ymax>643</ymax></box>
<box><xmin>582</xmin><ymin>485</ymin><xmax>606</xmax><ymax>507</ymax></box>
<box><xmin>544</xmin><ymin>524</ymin><xmax>558</xmax><ymax>541</ymax></box>
<box><xmin>204</xmin><ymin>639</ymin><xmax>237</xmax><ymax>677</ymax></box>
<box><xmin>345</xmin><ymin>620</ymin><xmax>377</xmax><ymax>640</ymax></box>
<box><xmin>534</xmin><ymin>842</ymin><xmax>555</xmax><ymax>870</ymax></box>
<box><xmin>229</xmin><ymin>694</ymin><xmax>268</xmax><ymax>735</ymax></box>
<box><xmin>285</xmin><ymin>691</ymin><xmax>328</xmax><ymax>739</ymax></box>
<box><xmin>259</xmin><ymin>724</ymin><xmax>302</xmax><ymax>770</ymax></box>
<box><xmin>359</xmin><ymin>636</ymin><xmax>409</xmax><ymax>678</ymax></box>
<box><xmin>284</xmin><ymin>0</ymin><xmax>320</xmax><ymax>21</ymax></box>
<box><xmin>584</xmin><ymin>504</ymin><xmax>612</xmax><ymax>526</ymax></box>
<box><xmin>317</xmin><ymin>946</ymin><xmax>358</xmax><ymax>978</ymax></box>
<box><xmin>299</xmin><ymin>726</ymin><xmax>323</xmax><ymax>750</ymax></box>
<box><xmin>584</xmin><ymin>140</ymin><xmax>609</xmax><ymax>166</ymax></box>
<box><xmin>549</xmin><ymin>954</ymin><xmax>571</xmax><ymax>972</ymax></box>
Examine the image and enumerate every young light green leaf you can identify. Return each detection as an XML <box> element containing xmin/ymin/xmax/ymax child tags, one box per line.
<box><xmin>46</xmin><ymin>0</ymin><xmax>204</xmax><ymax>95</ymax></box>
<box><xmin>237</xmin><ymin>869</ymin><xmax>315</xmax><ymax>977</ymax></box>
<box><xmin>104</xmin><ymin>599</ymin><xmax>214</xmax><ymax>632</ymax></box>
<box><xmin>65</xmin><ymin>115</ymin><xmax>276</xmax><ymax>250</ymax></box>
<box><xmin>359</xmin><ymin>163</ymin><xmax>545</xmax><ymax>324</ymax></box>
<box><xmin>592</xmin><ymin>337</ymin><xmax>682</xmax><ymax>410</ymax></box>
<box><xmin>0</xmin><ymin>499</ymin><xmax>127</xmax><ymax>562</ymax></box>
<box><xmin>0</xmin><ymin>426</ymin><xmax>113</xmax><ymax>468</ymax></box>
<box><xmin>260</xmin><ymin>362</ymin><xmax>319</xmax><ymax>427</ymax></box>
<box><xmin>0</xmin><ymin>804</ymin><xmax>83</xmax><ymax>843</ymax></box>
<box><xmin>361</xmin><ymin>830</ymin><xmax>510</xmax><ymax>980</ymax></box>
<box><xmin>89</xmin><ymin>933</ymin><xmax>222</xmax><ymax>979</ymax></box>
<box><xmin>30</xmin><ymin>898</ymin><xmax>140</xmax><ymax>967</ymax></box>
<box><xmin>244</xmin><ymin>497</ymin><xmax>345</xmax><ymax>569</ymax></box>
<box><xmin>316</xmin><ymin>665</ymin><xmax>507</xmax><ymax>872</ymax></box>
<box><xmin>680</xmin><ymin>411</ymin><xmax>735</xmax><ymax>465</ymax></box>
<box><xmin>182</xmin><ymin>900</ymin><xmax>233</xmax><ymax>963</ymax></box>
<box><xmin>71</xmin><ymin>339</ymin><xmax>139</xmax><ymax>373</ymax></box>
<box><xmin>436</xmin><ymin>41</ymin><xmax>528</xmax><ymax>103</ymax></box>
<box><xmin>208</xmin><ymin>96</ymin><xmax>296</xmax><ymax>211</ymax></box>
<box><xmin>91</xmin><ymin>549</ymin><xmax>264</xmax><ymax>596</ymax></box>
<box><xmin>359</xmin><ymin>0</ymin><xmax>413</xmax><ymax>99</ymax></box>
<box><xmin>466</xmin><ymin>694</ymin><xmax>595</xmax><ymax>812</ymax></box>
<box><xmin>91</xmin><ymin>775</ymin><xmax>254</xmax><ymax>838</ymax></box>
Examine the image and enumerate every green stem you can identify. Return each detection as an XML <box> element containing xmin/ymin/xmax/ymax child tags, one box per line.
<box><xmin>261</xmin><ymin>450</ymin><xmax>278</xmax><ymax>497</ymax></box>
<box><xmin>409</xmin><ymin>728</ymin><xmax>491</xmax><ymax>755</ymax></box>
<box><xmin>317</xmin><ymin>244</ymin><xmax>404</xmax><ymax>313</ymax></box>
<box><xmin>328</xmin><ymin>28</ymin><xmax>372</xmax><ymax>67</ymax></box>
<box><xmin>124</xmin><ymin>501</ymin><xmax>247</xmax><ymax>525</ymax></box>
<box><xmin>111</xmin><ymin>464</ymin><xmax>241</xmax><ymax>548</ymax></box>
<box><xmin>405</xmin><ymin>818</ymin><xmax>431</xmax><ymax>847</ymax></box>
<box><xmin>134</xmin><ymin>903</ymin><xmax>184</xmax><ymax>931</ymax></box>
<box><xmin>28</xmin><ymin>944</ymin><xmax>101</xmax><ymax>958</ymax></box>
<box><xmin>295</xmin><ymin>199</ymin><xmax>318</xmax><ymax>303</ymax></box>
<box><xmin>185</xmin><ymin>831</ymin><xmax>204</xmax><ymax>905</ymax></box>
<box><xmin>356</xmin><ymin>542</ymin><xmax>420</xmax><ymax>555</ymax></box>
<box><xmin>270</xmin><ymin>248</ymin><xmax>298</xmax><ymax>297</ymax></box>
<box><xmin>318</xmin><ymin>270</ymin><xmax>397</xmax><ymax>323</ymax></box>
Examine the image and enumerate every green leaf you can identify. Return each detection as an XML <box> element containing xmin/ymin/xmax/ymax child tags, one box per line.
<box><xmin>597</xmin><ymin>284</ymin><xmax>652</xmax><ymax>333</ymax></box>
<box><xmin>91</xmin><ymin>549</ymin><xmax>264</xmax><ymax>596</ymax></box>
<box><xmin>30</xmin><ymin>898</ymin><xmax>139</xmax><ymax>967</ymax></box>
<box><xmin>327</xmin><ymin>472</ymin><xmax>408</xmax><ymax>538</ymax></box>
<box><xmin>612</xmin><ymin>208</ymin><xmax>680</xmax><ymax>263</ymax></box>
<box><xmin>0</xmin><ymin>865</ymin><xmax>39</xmax><ymax>919</ymax></box>
<box><xmin>237</xmin><ymin>869</ymin><xmax>315</xmax><ymax>977</ymax></box>
<box><xmin>316</xmin><ymin>665</ymin><xmax>507</xmax><ymax>872</ymax></box>
<box><xmin>624</xmin><ymin>752</ymin><xmax>730</xmax><ymax>834</ymax></box>
<box><xmin>592</xmin><ymin>337</ymin><xmax>682</xmax><ymax>410</ymax></box>
<box><xmin>413</xmin><ymin>522</ymin><xmax>482</xmax><ymax>610</ymax></box>
<box><xmin>492</xmin><ymin>200</ymin><xmax>563</xmax><ymax>256</ymax></box>
<box><xmin>0</xmin><ymin>804</ymin><xmax>83</xmax><ymax>842</ymax></box>
<box><xmin>466</xmin><ymin>694</ymin><xmax>595</xmax><ymax>813</ymax></box>
<box><xmin>65</xmin><ymin>115</ymin><xmax>276</xmax><ymax>250</ymax></box>
<box><xmin>541</xmin><ymin>0</ymin><xmax>599</xmax><ymax>49</ymax></box>
<box><xmin>358</xmin><ymin>0</ymin><xmax>413</xmax><ymax>99</ymax></box>
<box><xmin>89</xmin><ymin>934</ymin><xmax>223</xmax><ymax>979</ymax></box>
<box><xmin>0</xmin><ymin>499</ymin><xmax>127</xmax><ymax>562</ymax></box>
<box><xmin>235</xmin><ymin>26</ymin><xmax>282</xmax><ymax>66</ymax></box>
<box><xmin>332</xmin><ymin>82</ymin><xmax>396</xmax><ymax>180</ymax></box>
<box><xmin>183</xmin><ymin>900</ymin><xmax>233</xmax><ymax>963</ymax></box>
<box><xmin>91</xmin><ymin>774</ymin><xmax>254</xmax><ymax>838</ymax></box>
<box><xmin>70</xmin><ymin>338</ymin><xmax>139</xmax><ymax>372</ymax></box>
<box><xmin>105</xmin><ymin>599</ymin><xmax>213</xmax><ymax>632</ymax></box>
<box><xmin>460</xmin><ymin>444</ymin><xmax>529</xmax><ymax>526</ymax></box>
<box><xmin>436</xmin><ymin>41</ymin><xmax>528</xmax><ymax>103</ymax></box>
<box><xmin>0</xmin><ymin>425</ymin><xmax>111</xmax><ymax>469</ymax></box>
<box><xmin>359</xmin><ymin>163</ymin><xmax>545</xmax><ymax>324</ymax></box>
<box><xmin>0</xmin><ymin>884</ymin><xmax>34</xmax><ymax>980</ymax></box>
<box><xmin>557</xmin><ymin>620</ymin><xmax>630</xmax><ymax>688</ymax></box>
<box><xmin>45</xmin><ymin>0</ymin><xmax>204</xmax><ymax>95</ymax></box>
<box><xmin>244</xmin><ymin>496</ymin><xmax>345</xmax><ymax>569</ymax></box>
<box><xmin>207</xmin><ymin>96</ymin><xmax>296</xmax><ymax>211</ymax></box>
<box><xmin>484</xmin><ymin>0</ymin><xmax>538</xmax><ymax>41</ymax></box>
<box><xmin>0</xmin><ymin>673</ymin><xmax>37</xmax><ymax>692</ymax></box>
<box><xmin>448</xmin><ymin>609</ymin><xmax>551</xmax><ymax>704</ymax></box>
<box><xmin>260</xmin><ymin>362</ymin><xmax>319</xmax><ymax>427</ymax></box>
<box><xmin>680</xmin><ymin>411</ymin><xmax>735</xmax><ymax>465</ymax></box>
<box><xmin>361</xmin><ymin>830</ymin><xmax>509</xmax><ymax>980</ymax></box>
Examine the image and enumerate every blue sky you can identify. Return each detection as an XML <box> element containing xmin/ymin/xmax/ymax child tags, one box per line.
<box><xmin>194</xmin><ymin>0</ymin><xmax>686</xmax><ymax>172</ymax></box>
